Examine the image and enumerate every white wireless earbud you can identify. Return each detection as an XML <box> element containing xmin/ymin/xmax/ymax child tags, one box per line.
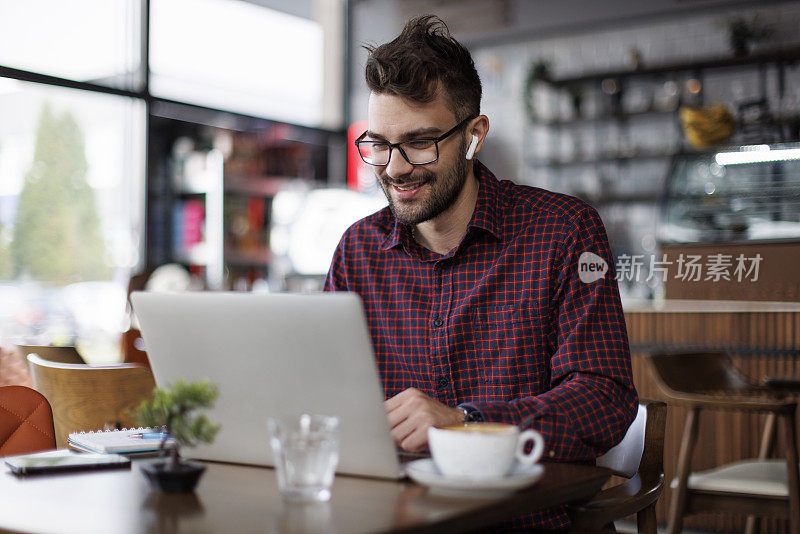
<box><xmin>465</xmin><ymin>134</ymin><xmax>479</xmax><ymax>160</ymax></box>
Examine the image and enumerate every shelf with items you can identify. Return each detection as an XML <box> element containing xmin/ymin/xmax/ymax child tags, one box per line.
<box><xmin>223</xmin><ymin>191</ymin><xmax>272</xmax><ymax>269</ymax></box>
<box><xmin>224</xmin><ymin>247</ymin><xmax>272</xmax><ymax>267</ymax></box>
<box><xmin>169</xmin><ymin>149</ymin><xmax>225</xmax><ymax>289</ymax></box>
<box><xmin>547</xmin><ymin>45</ymin><xmax>800</xmax><ymax>88</ymax></box>
<box><xmin>539</xmin><ymin>108</ymin><xmax>677</xmax><ymax>128</ymax></box>
<box><xmin>146</xmin><ymin>102</ymin><xmax>340</xmax><ymax>291</ymax></box>
<box><xmin>593</xmin><ymin>193</ymin><xmax>666</xmax><ymax>206</ymax></box>
<box><xmin>526</xmin><ymin>150</ymin><xmax>679</xmax><ymax>168</ymax></box>
<box><xmin>524</xmin><ymin>45</ymin><xmax>800</xmax><ymax>229</ymax></box>
<box><xmin>224</xmin><ymin>174</ymin><xmax>294</xmax><ymax>198</ymax></box>
<box><xmin>524</xmin><ymin>49</ymin><xmax>800</xmax><ymax>302</ymax></box>
<box><xmin>526</xmin><ymin>91</ymin><xmax>683</xmax><ymax>175</ymax></box>
<box><xmin>526</xmin><ymin>44</ymin><xmax>800</xmax><ymax>162</ymax></box>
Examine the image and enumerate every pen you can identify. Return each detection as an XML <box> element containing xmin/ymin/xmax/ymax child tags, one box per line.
<box><xmin>130</xmin><ymin>432</ymin><xmax>169</xmax><ymax>440</ymax></box>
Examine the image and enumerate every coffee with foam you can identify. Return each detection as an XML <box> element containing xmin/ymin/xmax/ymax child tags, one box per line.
<box><xmin>428</xmin><ymin>422</ymin><xmax>544</xmax><ymax>479</ymax></box>
<box><xmin>438</xmin><ymin>423</ymin><xmax>516</xmax><ymax>434</ymax></box>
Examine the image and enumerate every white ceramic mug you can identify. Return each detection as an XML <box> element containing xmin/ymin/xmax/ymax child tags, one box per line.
<box><xmin>428</xmin><ymin>422</ymin><xmax>545</xmax><ymax>479</ymax></box>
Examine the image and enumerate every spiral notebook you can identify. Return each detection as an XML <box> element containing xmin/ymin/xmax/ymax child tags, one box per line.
<box><xmin>67</xmin><ymin>428</ymin><xmax>173</xmax><ymax>455</ymax></box>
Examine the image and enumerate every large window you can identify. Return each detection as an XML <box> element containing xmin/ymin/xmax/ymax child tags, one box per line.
<box><xmin>150</xmin><ymin>0</ymin><xmax>324</xmax><ymax>126</ymax></box>
<box><xmin>0</xmin><ymin>0</ymin><xmax>341</xmax><ymax>362</ymax></box>
<box><xmin>0</xmin><ymin>0</ymin><xmax>142</xmax><ymax>90</ymax></box>
<box><xmin>0</xmin><ymin>81</ymin><xmax>145</xmax><ymax>362</ymax></box>
<box><xmin>0</xmin><ymin>1</ymin><xmax>145</xmax><ymax>363</ymax></box>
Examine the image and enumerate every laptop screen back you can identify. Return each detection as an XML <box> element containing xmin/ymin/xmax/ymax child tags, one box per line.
<box><xmin>130</xmin><ymin>291</ymin><xmax>402</xmax><ymax>479</ymax></box>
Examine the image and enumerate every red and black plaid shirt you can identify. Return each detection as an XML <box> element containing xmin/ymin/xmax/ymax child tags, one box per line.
<box><xmin>325</xmin><ymin>160</ymin><xmax>637</xmax><ymax>530</ymax></box>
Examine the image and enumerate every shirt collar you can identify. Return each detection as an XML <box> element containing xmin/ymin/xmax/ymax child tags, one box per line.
<box><xmin>467</xmin><ymin>160</ymin><xmax>503</xmax><ymax>240</ymax></box>
<box><xmin>380</xmin><ymin>159</ymin><xmax>504</xmax><ymax>251</ymax></box>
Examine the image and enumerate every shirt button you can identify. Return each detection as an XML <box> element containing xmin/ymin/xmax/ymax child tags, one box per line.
<box><xmin>433</xmin><ymin>317</ymin><xmax>444</xmax><ymax>328</ymax></box>
<box><xmin>436</xmin><ymin>377</ymin><xmax>449</xmax><ymax>390</ymax></box>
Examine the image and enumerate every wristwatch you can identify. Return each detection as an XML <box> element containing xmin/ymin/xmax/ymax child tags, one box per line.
<box><xmin>459</xmin><ymin>405</ymin><xmax>484</xmax><ymax>423</ymax></box>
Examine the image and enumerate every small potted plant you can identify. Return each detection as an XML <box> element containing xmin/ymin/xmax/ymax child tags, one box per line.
<box><xmin>567</xmin><ymin>85</ymin><xmax>584</xmax><ymax>119</ymax></box>
<box><xmin>724</xmin><ymin>15</ymin><xmax>773</xmax><ymax>56</ymax></box>
<box><xmin>135</xmin><ymin>379</ymin><xmax>220</xmax><ymax>493</ymax></box>
<box><xmin>524</xmin><ymin>59</ymin><xmax>553</xmax><ymax>123</ymax></box>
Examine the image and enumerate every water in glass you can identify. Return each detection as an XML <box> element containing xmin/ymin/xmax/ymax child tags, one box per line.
<box><xmin>268</xmin><ymin>414</ymin><xmax>339</xmax><ymax>502</ymax></box>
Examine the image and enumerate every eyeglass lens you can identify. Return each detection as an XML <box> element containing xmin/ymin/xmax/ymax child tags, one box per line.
<box><xmin>358</xmin><ymin>140</ymin><xmax>437</xmax><ymax>166</ymax></box>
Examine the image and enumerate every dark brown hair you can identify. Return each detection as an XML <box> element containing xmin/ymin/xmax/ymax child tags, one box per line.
<box><xmin>364</xmin><ymin>15</ymin><xmax>481</xmax><ymax>121</ymax></box>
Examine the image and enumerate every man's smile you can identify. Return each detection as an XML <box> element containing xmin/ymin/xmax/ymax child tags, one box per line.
<box><xmin>393</xmin><ymin>182</ymin><xmax>424</xmax><ymax>191</ymax></box>
<box><xmin>389</xmin><ymin>180</ymin><xmax>428</xmax><ymax>201</ymax></box>
<box><xmin>382</xmin><ymin>174</ymin><xmax>434</xmax><ymax>200</ymax></box>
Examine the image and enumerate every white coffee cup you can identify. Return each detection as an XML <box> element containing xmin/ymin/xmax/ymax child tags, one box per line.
<box><xmin>428</xmin><ymin>422</ymin><xmax>545</xmax><ymax>479</ymax></box>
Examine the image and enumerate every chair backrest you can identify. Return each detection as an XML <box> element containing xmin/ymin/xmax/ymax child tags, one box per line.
<box><xmin>18</xmin><ymin>345</ymin><xmax>84</xmax><ymax>364</ymax></box>
<box><xmin>27</xmin><ymin>354</ymin><xmax>156</xmax><ymax>448</ymax></box>
<box><xmin>597</xmin><ymin>400</ymin><xmax>667</xmax><ymax>480</ymax></box>
<box><xmin>648</xmin><ymin>351</ymin><xmax>755</xmax><ymax>397</ymax></box>
<box><xmin>123</xmin><ymin>269</ymin><xmax>153</xmax><ymax>368</ymax></box>
<box><xmin>0</xmin><ymin>385</ymin><xmax>56</xmax><ymax>456</ymax></box>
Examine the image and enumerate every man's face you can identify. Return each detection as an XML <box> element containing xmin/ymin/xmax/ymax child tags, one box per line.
<box><xmin>367</xmin><ymin>91</ymin><xmax>470</xmax><ymax>226</ymax></box>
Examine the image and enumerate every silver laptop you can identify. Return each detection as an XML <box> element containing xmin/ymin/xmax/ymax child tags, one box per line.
<box><xmin>130</xmin><ymin>291</ymin><xmax>403</xmax><ymax>479</ymax></box>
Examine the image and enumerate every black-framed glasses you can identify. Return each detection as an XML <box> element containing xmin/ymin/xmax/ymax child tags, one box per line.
<box><xmin>354</xmin><ymin>117</ymin><xmax>472</xmax><ymax>166</ymax></box>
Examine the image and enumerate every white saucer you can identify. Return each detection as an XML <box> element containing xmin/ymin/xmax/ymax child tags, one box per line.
<box><xmin>405</xmin><ymin>459</ymin><xmax>544</xmax><ymax>494</ymax></box>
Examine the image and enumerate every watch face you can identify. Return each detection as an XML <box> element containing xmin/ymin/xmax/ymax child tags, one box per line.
<box><xmin>458</xmin><ymin>406</ymin><xmax>483</xmax><ymax>423</ymax></box>
<box><xmin>464</xmin><ymin>409</ymin><xmax>483</xmax><ymax>423</ymax></box>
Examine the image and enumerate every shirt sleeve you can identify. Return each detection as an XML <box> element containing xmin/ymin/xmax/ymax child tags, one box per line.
<box><xmin>466</xmin><ymin>206</ymin><xmax>638</xmax><ymax>462</ymax></box>
<box><xmin>324</xmin><ymin>234</ymin><xmax>349</xmax><ymax>292</ymax></box>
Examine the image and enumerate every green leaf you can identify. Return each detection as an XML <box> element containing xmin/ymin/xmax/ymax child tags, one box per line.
<box><xmin>134</xmin><ymin>379</ymin><xmax>220</xmax><ymax>456</ymax></box>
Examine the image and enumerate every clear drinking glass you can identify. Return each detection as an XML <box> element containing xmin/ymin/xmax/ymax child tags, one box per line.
<box><xmin>267</xmin><ymin>414</ymin><xmax>340</xmax><ymax>502</ymax></box>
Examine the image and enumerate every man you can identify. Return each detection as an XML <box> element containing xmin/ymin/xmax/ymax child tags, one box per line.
<box><xmin>325</xmin><ymin>15</ymin><xmax>637</xmax><ymax>531</ymax></box>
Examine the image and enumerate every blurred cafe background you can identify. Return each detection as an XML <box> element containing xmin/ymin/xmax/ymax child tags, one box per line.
<box><xmin>1</xmin><ymin>1</ymin><xmax>800</xmax><ymax>531</ymax></box>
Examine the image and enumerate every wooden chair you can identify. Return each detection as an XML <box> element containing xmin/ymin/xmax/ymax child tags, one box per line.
<box><xmin>0</xmin><ymin>385</ymin><xmax>56</xmax><ymax>456</ymax></box>
<box><xmin>27</xmin><ymin>354</ymin><xmax>156</xmax><ymax>448</ymax></box>
<box><xmin>123</xmin><ymin>269</ymin><xmax>152</xmax><ymax>368</ymax></box>
<box><xmin>17</xmin><ymin>345</ymin><xmax>84</xmax><ymax>364</ymax></box>
<box><xmin>647</xmin><ymin>351</ymin><xmax>800</xmax><ymax>534</ymax></box>
<box><xmin>569</xmin><ymin>399</ymin><xmax>667</xmax><ymax>534</ymax></box>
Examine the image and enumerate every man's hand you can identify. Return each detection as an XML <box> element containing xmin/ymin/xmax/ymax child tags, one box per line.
<box><xmin>384</xmin><ymin>388</ymin><xmax>464</xmax><ymax>452</ymax></box>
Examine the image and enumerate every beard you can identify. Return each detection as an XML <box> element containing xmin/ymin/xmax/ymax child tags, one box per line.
<box><xmin>377</xmin><ymin>135</ymin><xmax>470</xmax><ymax>226</ymax></box>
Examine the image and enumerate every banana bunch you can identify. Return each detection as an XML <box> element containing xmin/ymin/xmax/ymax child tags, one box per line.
<box><xmin>679</xmin><ymin>104</ymin><xmax>736</xmax><ymax>149</ymax></box>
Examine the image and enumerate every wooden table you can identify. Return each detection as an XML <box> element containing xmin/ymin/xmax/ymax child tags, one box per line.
<box><xmin>0</xmin><ymin>459</ymin><xmax>610</xmax><ymax>533</ymax></box>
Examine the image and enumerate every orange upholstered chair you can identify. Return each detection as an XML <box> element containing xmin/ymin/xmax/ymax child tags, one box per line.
<box><xmin>0</xmin><ymin>385</ymin><xmax>56</xmax><ymax>457</ymax></box>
